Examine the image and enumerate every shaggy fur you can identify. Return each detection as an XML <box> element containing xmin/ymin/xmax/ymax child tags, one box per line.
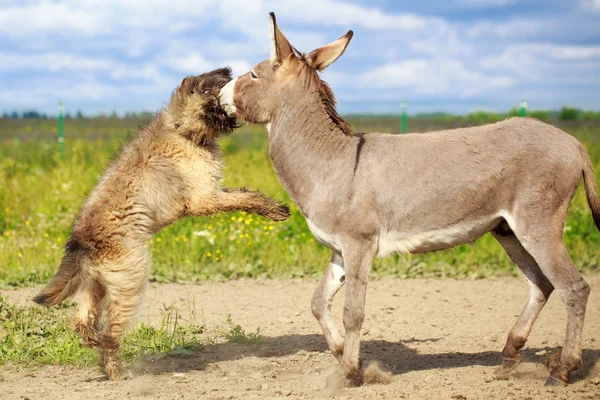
<box><xmin>33</xmin><ymin>67</ymin><xmax>290</xmax><ymax>380</ymax></box>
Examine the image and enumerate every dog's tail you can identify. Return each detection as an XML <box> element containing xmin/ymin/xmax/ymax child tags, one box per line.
<box><xmin>33</xmin><ymin>238</ymin><xmax>88</xmax><ymax>307</ymax></box>
<box><xmin>581</xmin><ymin>148</ymin><xmax>600</xmax><ymax>231</ymax></box>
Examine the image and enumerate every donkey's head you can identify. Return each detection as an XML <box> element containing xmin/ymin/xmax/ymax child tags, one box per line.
<box><xmin>219</xmin><ymin>12</ymin><xmax>353</xmax><ymax>133</ymax></box>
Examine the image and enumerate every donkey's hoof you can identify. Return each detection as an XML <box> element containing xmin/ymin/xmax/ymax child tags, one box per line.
<box><xmin>345</xmin><ymin>371</ymin><xmax>363</xmax><ymax>387</ymax></box>
<box><xmin>544</xmin><ymin>376</ymin><xmax>567</xmax><ymax>387</ymax></box>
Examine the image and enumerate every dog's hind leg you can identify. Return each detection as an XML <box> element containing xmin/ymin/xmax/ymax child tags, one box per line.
<box><xmin>98</xmin><ymin>250</ymin><xmax>150</xmax><ymax>380</ymax></box>
<box><xmin>74</xmin><ymin>278</ymin><xmax>106</xmax><ymax>349</ymax></box>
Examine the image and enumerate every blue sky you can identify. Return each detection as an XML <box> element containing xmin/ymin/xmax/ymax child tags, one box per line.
<box><xmin>1</xmin><ymin>0</ymin><xmax>599</xmax><ymax>115</ymax></box>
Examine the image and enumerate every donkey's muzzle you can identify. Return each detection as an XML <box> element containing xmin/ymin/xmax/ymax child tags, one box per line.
<box><xmin>219</xmin><ymin>77</ymin><xmax>238</xmax><ymax>117</ymax></box>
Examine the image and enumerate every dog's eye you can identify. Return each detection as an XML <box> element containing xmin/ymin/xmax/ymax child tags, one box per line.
<box><xmin>250</xmin><ymin>71</ymin><xmax>258</xmax><ymax>80</ymax></box>
<box><xmin>203</xmin><ymin>88</ymin><xmax>211</xmax><ymax>95</ymax></box>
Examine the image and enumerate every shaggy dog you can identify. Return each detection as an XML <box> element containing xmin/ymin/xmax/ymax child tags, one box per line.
<box><xmin>33</xmin><ymin>67</ymin><xmax>290</xmax><ymax>380</ymax></box>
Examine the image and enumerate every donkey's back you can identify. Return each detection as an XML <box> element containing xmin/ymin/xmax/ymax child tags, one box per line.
<box><xmin>352</xmin><ymin>117</ymin><xmax>592</xmax><ymax>255</ymax></box>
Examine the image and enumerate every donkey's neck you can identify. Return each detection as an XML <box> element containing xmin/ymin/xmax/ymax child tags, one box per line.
<box><xmin>268</xmin><ymin>96</ymin><xmax>356</xmax><ymax>216</ymax></box>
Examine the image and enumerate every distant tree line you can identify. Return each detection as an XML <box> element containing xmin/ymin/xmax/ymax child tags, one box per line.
<box><xmin>1</xmin><ymin>108</ymin><xmax>598</xmax><ymax>121</ymax></box>
<box><xmin>1</xmin><ymin>110</ymin><xmax>155</xmax><ymax>120</ymax></box>
<box><xmin>410</xmin><ymin>107</ymin><xmax>600</xmax><ymax>123</ymax></box>
<box><xmin>2</xmin><ymin>110</ymin><xmax>85</xmax><ymax>119</ymax></box>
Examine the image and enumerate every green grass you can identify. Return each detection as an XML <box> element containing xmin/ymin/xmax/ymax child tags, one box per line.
<box><xmin>0</xmin><ymin>116</ymin><xmax>599</xmax><ymax>289</ymax></box>
<box><xmin>0</xmin><ymin>296</ymin><xmax>258</xmax><ymax>367</ymax></box>
<box><xmin>0</xmin><ymin>114</ymin><xmax>599</xmax><ymax>369</ymax></box>
<box><xmin>223</xmin><ymin>316</ymin><xmax>263</xmax><ymax>345</ymax></box>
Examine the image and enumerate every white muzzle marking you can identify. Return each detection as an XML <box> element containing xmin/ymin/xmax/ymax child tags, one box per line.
<box><xmin>219</xmin><ymin>77</ymin><xmax>238</xmax><ymax>117</ymax></box>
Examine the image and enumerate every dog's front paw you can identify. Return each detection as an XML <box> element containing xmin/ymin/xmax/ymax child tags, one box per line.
<box><xmin>265</xmin><ymin>203</ymin><xmax>291</xmax><ymax>221</ymax></box>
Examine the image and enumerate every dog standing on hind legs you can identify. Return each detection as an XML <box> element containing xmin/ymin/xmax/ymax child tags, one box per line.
<box><xmin>33</xmin><ymin>67</ymin><xmax>290</xmax><ymax>380</ymax></box>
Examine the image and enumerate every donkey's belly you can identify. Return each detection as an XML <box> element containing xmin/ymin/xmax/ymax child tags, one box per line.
<box><xmin>306</xmin><ymin>218</ymin><xmax>343</xmax><ymax>253</ymax></box>
<box><xmin>377</xmin><ymin>215</ymin><xmax>503</xmax><ymax>257</ymax></box>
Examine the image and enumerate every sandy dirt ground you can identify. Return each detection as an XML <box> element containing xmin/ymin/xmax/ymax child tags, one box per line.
<box><xmin>1</xmin><ymin>276</ymin><xmax>600</xmax><ymax>399</ymax></box>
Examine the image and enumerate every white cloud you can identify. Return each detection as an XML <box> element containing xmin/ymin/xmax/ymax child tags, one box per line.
<box><xmin>270</xmin><ymin>0</ymin><xmax>432</xmax><ymax>31</ymax></box>
<box><xmin>581</xmin><ymin>0</ymin><xmax>600</xmax><ymax>11</ymax></box>
<box><xmin>110</xmin><ymin>65</ymin><xmax>162</xmax><ymax>82</ymax></box>
<box><xmin>460</xmin><ymin>0</ymin><xmax>520</xmax><ymax>7</ymax></box>
<box><xmin>481</xmin><ymin>44</ymin><xmax>600</xmax><ymax>83</ymax></box>
<box><xmin>361</xmin><ymin>59</ymin><xmax>514</xmax><ymax>97</ymax></box>
<box><xmin>0</xmin><ymin>52</ymin><xmax>114</xmax><ymax>72</ymax></box>
<box><xmin>0</xmin><ymin>0</ymin><xmax>598</xmax><ymax>114</ymax></box>
<box><xmin>0</xmin><ymin>52</ymin><xmax>166</xmax><ymax>83</ymax></box>
<box><xmin>409</xmin><ymin>32</ymin><xmax>474</xmax><ymax>58</ymax></box>
<box><xmin>466</xmin><ymin>18</ymin><xmax>547</xmax><ymax>39</ymax></box>
<box><xmin>0</xmin><ymin>1</ymin><xmax>104</xmax><ymax>37</ymax></box>
<box><xmin>223</xmin><ymin>59</ymin><xmax>253</xmax><ymax>76</ymax></box>
<box><xmin>164</xmin><ymin>53</ymin><xmax>213</xmax><ymax>74</ymax></box>
<box><xmin>0</xmin><ymin>0</ymin><xmax>218</xmax><ymax>38</ymax></box>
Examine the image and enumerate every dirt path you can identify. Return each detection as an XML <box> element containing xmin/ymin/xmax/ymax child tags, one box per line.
<box><xmin>2</xmin><ymin>276</ymin><xmax>600</xmax><ymax>399</ymax></box>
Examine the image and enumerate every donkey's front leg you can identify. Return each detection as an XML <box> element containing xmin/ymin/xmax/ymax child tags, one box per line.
<box><xmin>311</xmin><ymin>251</ymin><xmax>345</xmax><ymax>361</ymax></box>
<box><xmin>340</xmin><ymin>244</ymin><xmax>375</xmax><ymax>386</ymax></box>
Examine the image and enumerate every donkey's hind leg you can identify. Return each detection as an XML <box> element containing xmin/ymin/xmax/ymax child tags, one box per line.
<box><xmin>511</xmin><ymin>222</ymin><xmax>590</xmax><ymax>385</ymax></box>
<box><xmin>311</xmin><ymin>251</ymin><xmax>345</xmax><ymax>361</ymax></box>
<box><xmin>492</xmin><ymin>229</ymin><xmax>553</xmax><ymax>370</ymax></box>
<box><xmin>74</xmin><ymin>278</ymin><xmax>106</xmax><ymax>349</ymax></box>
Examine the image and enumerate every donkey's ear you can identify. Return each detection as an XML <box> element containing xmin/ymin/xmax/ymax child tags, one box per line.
<box><xmin>269</xmin><ymin>12</ymin><xmax>294</xmax><ymax>64</ymax></box>
<box><xmin>305</xmin><ymin>31</ymin><xmax>353</xmax><ymax>71</ymax></box>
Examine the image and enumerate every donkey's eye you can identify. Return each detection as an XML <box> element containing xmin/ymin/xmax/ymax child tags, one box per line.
<box><xmin>250</xmin><ymin>71</ymin><xmax>258</xmax><ymax>80</ymax></box>
<box><xmin>203</xmin><ymin>88</ymin><xmax>211</xmax><ymax>95</ymax></box>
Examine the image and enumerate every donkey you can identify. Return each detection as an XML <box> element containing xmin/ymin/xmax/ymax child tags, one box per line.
<box><xmin>219</xmin><ymin>12</ymin><xmax>600</xmax><ymax>386</ymax></box>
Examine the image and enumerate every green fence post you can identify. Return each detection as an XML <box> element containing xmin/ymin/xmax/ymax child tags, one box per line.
<box><xmin>520</xmin><ymin>99</ymin><xmax>527</xmax><ymax>117</ymax></box>
<box><xmin>58</xmin><ymin>101</ymin><xmax>64</xmax><ymax>160</ymax></box>
<box><xmin>401</xmin><ymin>100</ymin><xmax>407</xmax><ymax>134</ymax></box>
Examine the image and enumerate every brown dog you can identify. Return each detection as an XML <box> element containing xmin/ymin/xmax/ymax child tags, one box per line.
<box><xmin>33</xmin><ymin>67</ymin><xmax>290</xmax><ymax>380</ymax></box>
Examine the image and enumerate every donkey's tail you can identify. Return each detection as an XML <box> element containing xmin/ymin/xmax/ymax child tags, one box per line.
<box><xmin>581</xmin><ymin>148</ymin><xmax>600</xmax><ymax>231</ymax></box>
<box><xmin>33</xmin><ymin>239</ymin><xmax>88</xmax><ymax>307</ymax></box>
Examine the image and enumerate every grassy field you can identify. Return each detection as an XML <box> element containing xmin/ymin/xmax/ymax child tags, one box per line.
<box><xmin>0</xmin><ymin>113</ymin><xmax>599</xmax><ymax>368</ymax></box>
<box><xmin>0</xmin><ymin>115</ymin><xmax>599</xmax><ymax>290</ymax></box>
<box><xmin>0</xmin><ymin>294</ymin><xmax>260</xmax><ymax>367</ymax></box>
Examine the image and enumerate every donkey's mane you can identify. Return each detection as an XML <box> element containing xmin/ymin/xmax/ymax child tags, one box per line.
<box><xmin>296</xmin><ymin>52</ymin><xmax>354</xmax><ymax>136</ymax></box>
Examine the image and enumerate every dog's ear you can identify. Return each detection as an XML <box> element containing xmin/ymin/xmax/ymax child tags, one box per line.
<box><xmin>178</xmin><ymin>77</ymin><xmax>188</xmax><ymax>92</ymax></box>
<box><xmin>213</xmin><ymin>67</ymin><xmax>233</xmax><ymax>80</ymax></box>
<box><xmin>218</xmin><ymin>66</ymin><xmax>233</xmax><ymax>79</ymax></box>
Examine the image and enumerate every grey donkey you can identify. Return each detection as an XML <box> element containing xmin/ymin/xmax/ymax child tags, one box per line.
<box><xmin>219</xmin><ymin>12</ymin><xmax>600</xmax><ymax>386</ymax></box>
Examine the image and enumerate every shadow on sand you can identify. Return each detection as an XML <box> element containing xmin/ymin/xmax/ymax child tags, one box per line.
<box><xmin>128</xmin><ymin>334</ymin><xmax>600</xmax><ymax>383</ymax></box>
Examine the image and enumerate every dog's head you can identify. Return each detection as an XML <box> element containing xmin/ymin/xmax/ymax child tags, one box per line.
<box><xmin>168</xmin><ymin>67</ymin><xmax>238</xmax><ymax>144</ymax></box>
